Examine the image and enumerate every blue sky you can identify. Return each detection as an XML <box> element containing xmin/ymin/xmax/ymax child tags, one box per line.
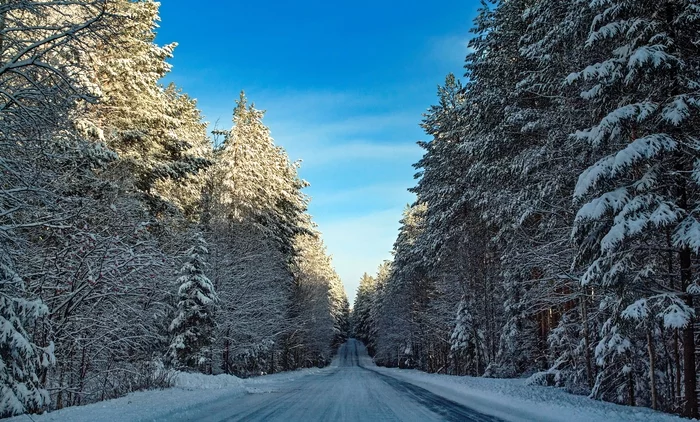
<box><xmin>156</xmin><ymin>0</ymin><xmax>480</xmax><ymax>304</ymax></box>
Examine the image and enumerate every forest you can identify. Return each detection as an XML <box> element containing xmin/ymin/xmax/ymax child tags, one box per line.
<box><xmin>4</xmin><ymin>0</ymin><xmax>700</xmax><ymax>420</ymax></box>
<box><xmin>352</xmin><ymin>0</ymin><xmax>700</xmax><ymax>419</ymax></box>
<box><xmin>0</xmin><ymin>0</ymin><xmax>349</xmax><ymax>417</ymax></box>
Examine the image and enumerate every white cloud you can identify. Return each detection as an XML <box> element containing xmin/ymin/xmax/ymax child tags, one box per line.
<box><xmin>196</xmin><ymin>97</ymin><xmax>426</xmax><ymax>168</ymax></box>
<box><xmin>197</xmin><ymin>88</ymin><xmax>405</xmax><ymax>129</ymax></box>
<box><xmin>266</xmin><ymin>110</ymin><xmax>420</xmax><ymax>142</ymax></box>
<box><xmin>248</xmin><ymin>89</ymin><xmax>382</xmax><ymax>119</ymax></box>
<box><xmin>293</xmin><ymin>141</ymin><xmax>422</xmax><ymax>168</ymax></box>
<box><xmin>309</xmin><ymin>182</ymin><xmax>414</xmax><ymax>208</ymax></box>
<box><xmin>194</xmin><ymin>89</ymin><xmax>423</xmax><ymax>304</ymax></box>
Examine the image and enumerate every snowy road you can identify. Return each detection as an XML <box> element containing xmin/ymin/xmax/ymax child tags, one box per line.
<box><xmin>156</xmin><ymin>339</ymin><xmax>502</xmax><ymax>422</ymax></box>
<box><xmin>7</xmin><ymin>339</ymin><xmax>688</xmax><ymax>422</ymax></box>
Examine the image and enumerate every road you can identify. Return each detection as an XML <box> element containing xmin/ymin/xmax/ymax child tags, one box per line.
<box><xmin>156</xmin><ymin>339</ymin><xmax>504</xmax><ymax>422</ymax></box>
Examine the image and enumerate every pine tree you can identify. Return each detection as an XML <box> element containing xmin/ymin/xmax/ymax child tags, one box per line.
<box><xmin>450</xmin><ymin>297</ymin><xmax>486</xmax><ymax>376</ymax></box>
<box><xmin>168</xmin><ymin>235</ymin><xmax>218</xmax><ymax>371</ymax></box>
<box><xmin>212</xmin><ymin>92</ymin><xmax>307</xmax><ymax>251</ymax></box>
<box><xmin>568</xmin><ymin>0</ymin><xmax>700</xmax><ymax>414</ymax></box>
<box><xmin>373</xmin><ymin>203</ymin><xmax>430</xmax><ymax>368</ymax></box>
<box><xmin>206</xmin><ymin>93</ymin><xmax>308</xmax><ymax>376</ymax></box>
<box><xmin>328</xmin><ymin>272</ymin><xmax>351</xmax><ymax>347</ymax></box>
<box><xmin>284</xmin><ymin>227</ymin><xmax>342</xmax><ymax>367</ymax></box>
<box><xmin>0</xmin><ymin>257</ymin><xmax>54</xmax><ymax>417</ymax></box>
<box><xmin>369</xmin><ymin>0</ymin><xmax>700</xmax><ymax>417</ymax></box>
<box><xmin>0</xmin><ymin>0</ymin><xmax>128</xmax><ymax>413</ymax></box>
<box><xmin>81</xmin><ymin>0</ymin><xmax>211</xmax><ymax>208</ymax></box>
<box><xmin>353</xmin><ymin>273</ymin><xmax>377</xmax><ymax>349</ymax></box>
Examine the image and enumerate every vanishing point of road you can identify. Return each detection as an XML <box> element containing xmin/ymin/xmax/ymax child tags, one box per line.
<box><xmin>155</xmin><ymin>339</ymin><xmax>504</xmax><ymax>422</ymax></box>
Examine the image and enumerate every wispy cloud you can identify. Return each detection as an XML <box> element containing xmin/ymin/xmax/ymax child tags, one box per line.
<box><xmin>316</xmin><ymin>208</ymin><xmax>405</xmax><ymax>304</ymax></box>
<box><xmin>294</xmin><ymin>141</ymin><xmax>422</xmax><ymax>168</ymax></box>
<box><xmin>195</xmin><ymin>88</ymin><xmax>424</xmax><ymax>303</ymax></box>
<box><xmin>266</xmin><ymin>110</ymin><xmax>421</xmax><ymax>143</ymax></box>
<box><xmin>250</xmin><ymin>89</ymin><xmax>388</xmax><ymax>119</ymax></box>
<box><xmin>427</xmin><ymin>34</ymin><xmax>473</xmax><ymax>70</ymax></box>
<box><xmin>261</xmin><ymin>95</ymin><xmax>425</xmax><ymax>169</ymax></box>
<box><xmin>197</xmin><ymin>88</ymin><xmax>404</xmax><ymax>126</ymax></box>
<box><xmin>309</xmin><ymin>182</ymin><xmax>414</xmax><ymax>208</ymax></box>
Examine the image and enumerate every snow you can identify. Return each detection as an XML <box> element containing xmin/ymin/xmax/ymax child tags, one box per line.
<box><xmin>573</xmin><ymin>102</ymin><xmax>658</xmax><ymax>146</ymax></box>
<box><xmin>661</xmin><ymin>303</ymin><xmax>692</xmax><ymax>329</ymax></box>
<box><xmin>627</xmin><ymin>45</ymin><xmax>674</xmax><ymax>70</ymax></box>
<box><xmin>673</xmin><ymin>216</ymin><xmax>700</xmax><ymax>252</ymax></box>
<box><xmin>6</xmin><ymin>340</ymin><xmax>690</xmax><ymax>422</ymax></box>
<box><xmin>574</xmin><ymin>187</ymin><xmax>628</xmax><ymax>220</ymax></box>
<box><xmin>574</xmin><ymin>132</ymin><xmax>676</xmax><ymax>200</ymax></box>
<box><xmin>369</xmin><ymin>366</ymin><xmax>689</xmax><ymax>422</ymax></box>
<box><xmin>173</xmin><ymin>371</ymin><xmax>244</xmax><ymax>390</ymax></box>
<box><xmin>621</xmin><ymin>298</ymin><xmax>648</xmax><ymax>319</ymax></box>
<box><xmin>662</xmin><ymin>96</ymin><xmax>690</xmax><ymax>125</ymax></box>
<box><xmin>4</xmin><ymin>368</ymin><xmax>329</xmax><ymax>422</ymax></box>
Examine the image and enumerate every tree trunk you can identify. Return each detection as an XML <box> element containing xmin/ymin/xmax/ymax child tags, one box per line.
<box><xmin>677</xmin><ymin>162</ymin><xmax>698</xmax><ymax>418</ymax></box>
<box><xmin>628</xmin><ymin>368</ymin><xmax>636</xmax><ymax>407</ymax></box>
<box><xmin>682</xmin><ymin>287</ymin><xmax>697</xmax><ymax>418</ymax></box>
<box><xmin>680</xmin><ymin>227</ymin><xmax>697</xmax><ymax>417</ymax></box>
<box><xmin>581</xmin><ymin>291</ymin><xmax>594</xmax><ymax>389</ymax></box>
<box><xmin>674</xmin><ymin>329</ymin><xmax>682</xmax><ymax>408</ymax></box>
<box><xmin>647</xmin><ymin>329</ymin><xmax>658</xmax><ymax>409</ymax></box>
<box><xmin>223</xmin><ymin>336</ymin><xmax>230</xmax><ymax>374</ymax></box>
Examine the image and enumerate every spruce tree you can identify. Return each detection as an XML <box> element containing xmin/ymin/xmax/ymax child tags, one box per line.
<box><xmin>450</xmin><ymin>297</ymin><xmax>485</xmax><ymax>376</ymax></box>
<box><xmin>0</xmin><ymin>258</ymin><xmax>54</xmax><ymax>417</ymax></box>
<box><xmin>568</xmin><ymin>0</ymin><xmax>700</xmax><ymax>414</ymax></box>
<box><xmin>168</xmin><ymin>235</ymin><xmax>218</xmax><ymax>371</ymax></box>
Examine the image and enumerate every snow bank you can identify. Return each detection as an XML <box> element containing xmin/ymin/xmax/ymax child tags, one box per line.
<box><xmin>4</xmin><ymin>368</ymin><xmax>326</xmax><ymax>422</ymax></box>
<box><xmin>3</xmin><ymin>385</ymin><xmax>245</xmax><ymax>422</ymax></box>
<box><xmin>7</xmin><ymin>356</ymin><xmax>683</xmax><ymax>422</ymax></box>
<box><xmin>174</xmin><ymin>371</ymin><xmax>244</xmax><ymax>390</ymax></box>
<box><xmin>370</xmin><ymin>365</ymin><xmax>688</xmax><ymax>422</ymax></box>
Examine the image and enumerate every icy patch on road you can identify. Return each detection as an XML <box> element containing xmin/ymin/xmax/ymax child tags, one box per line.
<box><xmin>370</xmin><ymin>365</ymin><xmax>687</xmax><ymax>422</ymax></box>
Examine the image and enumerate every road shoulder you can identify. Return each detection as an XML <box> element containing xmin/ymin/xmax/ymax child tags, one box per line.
<box><xmin>367</xmin><ymin>365</ymin><xmax>687</xmax><ymax>422</ymax></box>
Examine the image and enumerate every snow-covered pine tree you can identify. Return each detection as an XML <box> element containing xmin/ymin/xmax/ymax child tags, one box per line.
<box><xmin>0</xmin><ymin>256</ymin><xmax>54</xmax><ymax>417</ymax></box>
<box><xmin>168</xmin><ymin>235</ymin><xmax>218</xmax><ymax>371</ymax></box>
<box><xmin>411</xmin><ymin>74</ymin><xmax>489</xmax><ymax>373</ymax></box>
<box><xmin>372</xmin><ymin>203</ymin><xmax>425</xmax><ymax>368</ymax></box>
<box><xmin>9</xmin><ymin>1</ymin><xmax>199</xmax><ymax>404</ymax></box>
<box><xmin>450</xmin><ymin>297</ymin><xmax>486</xmax><ymax>376</ymax></box>
<box><xmin>352</xmin><ymin>273</ymin><xmax>377</xmax><ymax>349</ymax></box>
<box><xmin>328</xmin><ymin>271</ymin><xmax>350</xmax><ymax>348</ymax></box>
<box><xmin>508</xmin><ymin>0</ymin><xmax>599</xmax><ymax>393</ymax></box>
<box><xmin>2</xmin><ymin>2</ymin><xmax>211</xmax><ymax>403</ymax></box>
<box><xmin>211</xmin><ymin>92</ymin><xmax>308</xmax><ymax>253</ymax></box>
<box><xmin>81</xmin><ymin>0</ymin><xmax>211</xmax><ymax>208</ymax></box>
<box><xmin>368</xmin><ymin>262</ymin><xmax>391</xmax><ymax>359</ymax></box>
<box><xmin>413</xmin><ymin>74</ymin><xmax>469</xmax><ymax>278</ymax></box>
<box><xmin>0</xmin><ymin>0</ymin><xmax>139</xmax><ymax>413</ymax></box>
<box><xmin>205</xmin><ymin>93</ymin><xmax>308</xmax><ymax>376</ymax></box>
<box><xmin>568</xmin><ymin>0</ymin><xmax>700</xmax><ymax>415</ymax></box>
<box><xmin>283</xmin><ymin>226</ymin><xmax>347</xmax><ymax>368</ymax></box>
<box><xmin>457</xmin><ymin>0</ymin><xmax>557</xmax><ymax>380</ymax></box>
<box><xmin>415</xmin><ymin>69</ymin><xmax>504</xmax><ymax>374</ymax></box>
<box><xmin>153</xmin><ymin>85</ymin><xmax>214</xmax><ymax>218</ymax></box>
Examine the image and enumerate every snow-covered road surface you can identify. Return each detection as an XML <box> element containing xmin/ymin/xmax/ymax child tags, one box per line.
<box><xmin>8</xmin><ymin>339</ymin><xmax>688</xmax><ymax>422</ymax></box>
<box><xmin>155</xmin><ymin>339</ymin><xmax>502</xmax><ymax>422</ymax></box>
